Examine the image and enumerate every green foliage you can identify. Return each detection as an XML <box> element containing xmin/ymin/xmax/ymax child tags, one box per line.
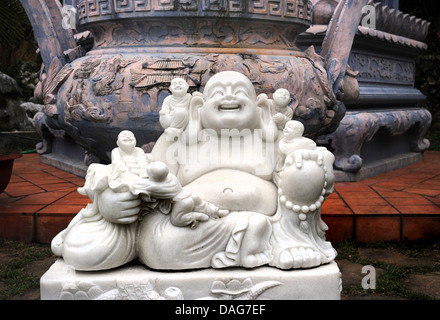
<box><xmin>425</xmin><ymin>130</ymin><xmax>440</xmax><ymax>151</ymax></box>
<box><xmin>334</xmin><ymin>240</ymin><xmax>440</xmax><ymax>300</ymax></box>
<box><xmin>3</xmin><ymin>59</ymin><xmax>40</xmax><ymax>100</ymax></box>
<box><xmin>0</xmin><ymin>240</ymin><xmax>53</xmax><ymax>300</ymax></box>
<box><xmin>400</xmin><ymin>0</ymin><xmax>440</xmax><ymax>149</ymax></box>
<box><xmin>0</xmin><ymin>0</ymin><xmax>31</xmax><ymax>49</ymax></box>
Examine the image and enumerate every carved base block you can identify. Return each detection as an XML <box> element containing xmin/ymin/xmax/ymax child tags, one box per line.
<box><xmin>334</xmin><ymin>152</ymin><xmax>423</xmax><ymax>182</ymax></box>
<box><xmin>38</xmin><ymin>136</ymin><xmax>89</xmax><ymax>178</ymax></box>
<box><xmin>40</xmin><ymin>153</ymin><xmax>88</xmax><ymax>178</ymax></box>
<box><xmin>318</xmin><ymin>108</ymin><xmax>432</xmax><ymax>182</ymax></box>
<box><xmin>40</xmin><ymin>259</ymin><xmax>341</xmax><ymax>300</ymax></box>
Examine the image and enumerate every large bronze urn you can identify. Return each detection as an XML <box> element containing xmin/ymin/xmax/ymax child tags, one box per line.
<box><xmin>21</xmin><ymin>0</ymin><xmax>367</xmax><ymax>173</ymax></box>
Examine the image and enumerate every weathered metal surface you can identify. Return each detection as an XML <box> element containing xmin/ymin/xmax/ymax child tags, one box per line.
<box><xmin>300</xmin><ymin>1</ymin><xmax>432</xmax><ymax>181</ymax></box>
<box><xmin>318</xmin><ymin>108</ymin><xmax>432</xmax><ymax>174</ymax></box>
<box><xmin>23</xmin><ymin>0</ymin><xmax>366</xmax><ymax>166</ymax></box>
<box><xmin>76</xmin><ymin>0</ymin><xmax>313</xmax><ymax>25</ymax></box>
<box><xmin>320</xmin><ymin>0</ymin><xmax>369</xmax><ymax>96</ymax></box>
<box><xmin>19</xmin><ymin>0</ymin><xmax>72</xmax><ymax>71</ymax></box>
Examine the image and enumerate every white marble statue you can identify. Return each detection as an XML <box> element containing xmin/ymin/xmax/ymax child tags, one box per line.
<box><xmin>159</xmin><ymin>78</ymin><xmax>191</xmax><ymax>139</ymax></box>
<box><xmin>261</xmin><ymin>88</ymin><xmax>295</xmax><ymax>131</ymax></box>
<box><xmin>110</xmin><ymin>130</ymin><xmax>150</xmax><ymax>179</ymax></box>
<box><xmin>51</xmin><ymin>71</ymin><xmax>337</xmax><ymax>271</ymax></box>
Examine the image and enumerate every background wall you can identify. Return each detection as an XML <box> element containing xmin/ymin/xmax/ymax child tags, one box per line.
<box><xmin>399</xmin><ymin>0</ymin><xmax>440</xmax><ymax>150</ymax></box>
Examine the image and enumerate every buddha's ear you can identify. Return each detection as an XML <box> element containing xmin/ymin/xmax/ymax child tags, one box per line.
<box><xmin>257</xmin><ymin>95</ymin><xmax>278</xmax><ymax>142</ymax></box>
<box><xmin>184</xmin><ymin>93</ymin><xmax>204</xmax><ymax>145</ymax></box>
<box><xmin>189</xmin><ymin>93</ymin><xmax>204</xmax><ymax>122</ymax></box>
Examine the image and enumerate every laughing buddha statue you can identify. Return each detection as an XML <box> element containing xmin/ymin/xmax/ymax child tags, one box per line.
<box><xmin>51</xmin><ymin>71</ymin><xmax>337</xmax><ymax>271</ymax></box>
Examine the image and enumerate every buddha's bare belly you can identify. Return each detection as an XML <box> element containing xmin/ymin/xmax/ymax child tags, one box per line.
<box><xmin>183</xmin><ymin>169</ymin><xmax>277</xmax><ymax>215</ymax></box>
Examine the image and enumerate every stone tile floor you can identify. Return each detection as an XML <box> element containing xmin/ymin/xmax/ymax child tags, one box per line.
<box><xmin>0</xmin><ymin>151</ymin><xmax>439</xmax><ymax>244</ymax></box>
<box><xmin>0</xmin><ymin>152</ymin><xmax>439</xmax><ymax>301</ymax></box>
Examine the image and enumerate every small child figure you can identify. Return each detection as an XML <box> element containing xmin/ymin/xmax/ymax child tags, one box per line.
<box><xmin>77</xmin><ymin>130</ymin><xmax>151</xmax><ymax>197</ymax></box>
<box><xmin>160</xmin><ymin>78</ymin><xmax>192</xmax><ymax>138</ymax></box>
<box><xmin>142</xmin><ymin>161</ymin><xmax>229</xmax><ymax>229</ymax></box>
<box><xmin>271</xmin><ymin>88</ymin><xmax>294</xmax><ymax>130</ymax></box>
<box><xmin>109</xmin><ymin>130</ymin><xmax>151</xmax><ymax>190</ymax></box>
<box><xmin>79</xmin><ymin>130</ymin><xmax>228</xmax><ymax>229</ymax></box>
<box><xmin>278</xmin><ymin>120</ymin><xmax>317</xmax><ymax>169</ymax></box>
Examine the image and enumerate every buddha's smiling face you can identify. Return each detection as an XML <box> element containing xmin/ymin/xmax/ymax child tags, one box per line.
<box><xmin>200</xmin><ymin>71</ymin><xmax>259</xmax><ymax>132</ymax></box>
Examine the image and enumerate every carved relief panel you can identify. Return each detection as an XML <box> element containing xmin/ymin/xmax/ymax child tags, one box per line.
<box><xmin>348</xmin><ymin>52</ymin><xmax>415</xmax><ymax>85</ymax></box>
<box><xmin>77</xmin><ymin>0</ymin><xmax>312</xmax><ymax>22</ymax></box>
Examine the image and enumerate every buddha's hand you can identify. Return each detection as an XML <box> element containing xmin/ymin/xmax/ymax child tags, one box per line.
<box><xmin>98</xmin><ymin>188</ymin><xmax>141</xmax><ymax>224</ymax></box>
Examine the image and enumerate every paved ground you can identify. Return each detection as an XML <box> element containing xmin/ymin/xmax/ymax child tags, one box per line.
<box><xmin>1</xmin><ymin>152</ymin><xmax>440</xmax><ymax>245</ymax></box>
<box><xmin>0</xmin><ymin>152</ymin><xmax>439</xmax><ymax>300</ymax></box>
<box><xmin>1</xmin><ymin>240</ymin><xmax>439</xmax><ymax>300</ymax></box>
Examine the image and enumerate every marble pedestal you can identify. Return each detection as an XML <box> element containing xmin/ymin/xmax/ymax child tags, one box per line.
<box><xmin>40</xmin><ymin>259</ymin><xmax>342</xmax><ymax>300</ymax></box>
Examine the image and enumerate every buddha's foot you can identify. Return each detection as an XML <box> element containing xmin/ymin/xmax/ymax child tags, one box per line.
<box><xmin>211</xmin><ymin>251</ymin><xmax>271</xmax><ymax>269</ymax></box>
<box><xmin>277</xmin><ymin>247</ymin><xmax>322</xmax><ymax>269</ymax></box>
<box><xmin>242</xmin><ymin>252</ymin><xmax>272</xmax><ymax>269</ymax></box>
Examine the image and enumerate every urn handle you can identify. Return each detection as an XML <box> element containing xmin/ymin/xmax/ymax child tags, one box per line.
<box><xmin>19</xmin><ymin>0</ymin><xmax>78</xmax><ymax>72</ymax></box>
<box><xmin>320</xmin><ymin>0</ymin><xmax>370</xmax><ymax>95</ymax></box>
